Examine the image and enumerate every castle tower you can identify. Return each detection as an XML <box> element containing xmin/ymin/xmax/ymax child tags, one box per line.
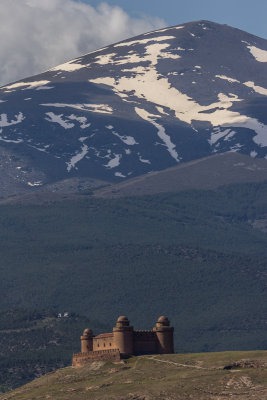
<box><xmin>80</xmin><ymin>328</ymin><xmax>93</xmax><ymax>353</ymax></box>
<box><xmin>154</xmin><ymin>316</ymin><xmax>174</xmax><ymax>354</ymax></box>
<box><xmin>113</xmin><ymin>316</ymin><xmax>133</xmax><ymax>356</ymax></box>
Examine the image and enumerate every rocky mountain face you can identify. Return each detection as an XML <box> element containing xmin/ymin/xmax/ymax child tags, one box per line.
<box><xmin>0</xmin><ymin>20</ymin><xmax>267</xmax><ymax>196</ymax></box>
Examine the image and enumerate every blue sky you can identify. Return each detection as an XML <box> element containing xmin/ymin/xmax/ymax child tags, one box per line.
<box><xmin>82</xmin><ymin>0</ymin><xmax>267</xmax><ymax>39</ymax></box>
<box><xmin>1</xmin><ymin>0</ymin><xmax>266</xmax><ymax>86</ymax></box>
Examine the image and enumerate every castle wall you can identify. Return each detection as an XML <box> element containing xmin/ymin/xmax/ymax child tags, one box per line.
<box><xmin>72</xmin><ymin>349</ymin><xmax>121</xmax><ymax>367</ymax></box>
<box><xmin>93</xmin><ymin>333</ymin><xmax>115</xmax><ymax>351</ymax></box>
<box><xmin>133</xmin><ymin>331</ymin><xmax>158</xmax><ymax>355</ymax></box>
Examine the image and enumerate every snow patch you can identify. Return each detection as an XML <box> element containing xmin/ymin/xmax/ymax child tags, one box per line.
<box><xmin>135</xmin><ymin>107</ymin><xmax>180</xmax><ymax>162</ymax></box>
<box><xmin>225</xmin><ymin>119</ymin><xmax>267</xmax><ymax>147</ymax></box>
<box><xmin>2</xmin><ymin>81</ymin><xmax>51</xmax><ymax>91</ymax></box>
<box><xmin>41</xmin><ymin>103</ymin><xmax>113</xmax><ymax>114</ymax></box>
<box><xmin>247</xmin><ymin>46</ymin><xmax>267</xmax><ymax>62</ymax></box>
<box><xmin>0</xmin><ymin>137</ymin><xmax>23</xmax><ymax>144</ymax></box>
<box><xmin>138</xmin><ymin>154</ymin><xmax>151</xmax><ymax>164</ymax></box>
<box><xmin>28</xmin><ymin>144</ymin><xmax>48</xmax><ymax>153</ymax></box>
<box><xmin>94</xmin><ymin>53</ymin><xmax>117</xmax><ymax>64</ymax></box>
<box><xmin>215</xmin><ymin>75</ymin><xmax>240</xmax><ymax>83</ymax></box>
<box><xmin>36</xmin><ymin>86</ymin><xmax>54</xmax><ymax>90</ymax></box>
<box><xmin>148</xmin><ymin>26</ymin><xmax>184</xmax><ymax>34</ymax></box>
<box><xmin>209</xmin><ymin>129</ymin><xmax>232</xmax><ymax>145</ymax></box>
<box><xmin>229</xmin><ymin>143</ymin><xmax>243</xmax><ymax>152</ymax></box>
<box><xmin>50</xmin><ymin>61</ymin><xmax>86</xmax><ymax>72</ymax></box>
<box><xmin>243</xmin><ymin>81</ymin><xmax>267</xmax><ymax>96</ymax></box>
<box><xmin>93</xmin><ymin>41</ymin><xmax>180</xmax><ymax>67</ymax></box>
<box><xmin>250</xmin><ymin>151</ymin><xmax>258</xmax><ymax>158</ymax></box>
<box><xmin>114</xmin><ymin>35</ymin><xmax>176</xmax><ymax>47</ymax></box>
<box><xmin>156</xmin><ymin>106</ymin><xmax>169</xmax><ymax>115</ymax></box>
<box><xmin>79</xmin><ymin>137</ymin><xmax>88</xmax><ymax>143</ymax></box>
<box><xmin>45</xmin><ymin>112</ymin><xmax>74</xmax><ymax>129</ymax></box>
<box><xmin>66</xmin><ymin>144</ymin><xmax>89</xmax><ymax>172</ymax></box>
<box><xmin>68</xmin><ymin>114</ymin><xmax>91</xmax><ymax>129</ymax></box>
<box><xmin>27</xmin><ymin>181</ymin><xmax>43</xmax><ymax>187</ymax></box>
<box><xmin>105</xmin><ymin>154</ymin><xmax>121</xmax><ymax>169</ymax></box>
<box><xmin>111</xmin><ymin>130</ymin><xmax>138</xmax><ymax>145</ymax></box>
<box><xmin>115</xmin><ymin>172</ymin><xmax>126</xmax><ymax>178</ymax></box>
<box><xmin>223</xmin><ymin>130</ymin><xmax>236</xmax><ymax>141</ymax></box>
<box><xmin>0</xmin><ymin>112</ymin><xmax>24</xmax><ymax>127</ymax></box>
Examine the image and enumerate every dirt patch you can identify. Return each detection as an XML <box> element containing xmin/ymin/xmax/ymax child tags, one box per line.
<box><xmin>224</xmin><ymin>360</ymin><xmax>267</xmax><ymax>370</ymax></box>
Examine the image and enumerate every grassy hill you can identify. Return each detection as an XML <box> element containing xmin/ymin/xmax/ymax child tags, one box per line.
<box><xmin>1</xmin><ymin>351</ymin><xmax>267</xmax><ymax>400</ymax></box>
<box><xmin>93</xmin><ymin>153</ymin><xmax>267</xmax><ymax>198</ymax></box>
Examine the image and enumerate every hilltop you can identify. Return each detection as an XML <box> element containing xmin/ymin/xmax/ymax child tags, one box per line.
<box><xmin>1</xmin><ymin>351</ymin><xmax>267</xmax><ymax>399</ymax></box>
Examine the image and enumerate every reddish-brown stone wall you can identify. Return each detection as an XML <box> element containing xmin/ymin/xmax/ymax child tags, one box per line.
<box><xmin>72</xmin><ymin>349</ymin><xmax>121</xmax><ymax>367</ymax></box>
<box><xmin>93</xmin><ymin>333</ymin><xmax>115</xmax><ymax>351</ymax></box>
<box><xmin>133</xmin><ymin>330</ymin><xmax>158</xmax><ymax>355</ymax></box>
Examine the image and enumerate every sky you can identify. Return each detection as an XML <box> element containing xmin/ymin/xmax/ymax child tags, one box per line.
<box><xmin>85</xmin><ymin>0</ymin><xmax>267</xmax><ymax>39</ymax></box>
<box><xmin>0</xmin><ymin>0</ymin><xmax>266</xmax><ymax>87</ymax></box>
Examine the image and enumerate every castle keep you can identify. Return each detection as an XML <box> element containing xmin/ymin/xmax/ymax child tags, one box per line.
<box><xmin>72</xmin><ymin>316</ymin><xmax>174</xmax><ymax>366</ymax></box>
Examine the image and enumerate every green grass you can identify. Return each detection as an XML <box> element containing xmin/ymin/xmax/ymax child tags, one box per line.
<box><xmin>1</xmin><ymin>351</ymin><xmax>267</xmax><ymax>400</ymax></box>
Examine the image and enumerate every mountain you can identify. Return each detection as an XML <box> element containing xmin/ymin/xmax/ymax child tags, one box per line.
<box><xmin>2</xmin><ymin>351</ymin><xmax>267</xmax><ymax>399</ymax></box>
<box><xmin>0</xmin><ymin>20</ymin><xmax>267</xmax><ymax>198</ymax></box>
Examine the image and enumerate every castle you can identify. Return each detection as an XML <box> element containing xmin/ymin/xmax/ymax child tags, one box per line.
<box><xmin>72</xmin><ymin>316</ymin><xmax>174</xmax><ymax>366</ymax></box>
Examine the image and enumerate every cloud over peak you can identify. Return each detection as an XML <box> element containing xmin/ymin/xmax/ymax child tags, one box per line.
<box><xmin>0</xmin><ymin>0</ymin><xmax>165</xmax><ymax>86</ymax></box>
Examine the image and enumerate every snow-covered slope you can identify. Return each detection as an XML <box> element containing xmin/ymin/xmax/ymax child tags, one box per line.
<box><xmin>0</xmin><ymin>20</ymin><xmax>267</xmax><ymax>194</ymax></box>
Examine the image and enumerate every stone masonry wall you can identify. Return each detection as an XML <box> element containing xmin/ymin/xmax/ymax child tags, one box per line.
<box><xmin>133</xmin><ymin>330</ymin><xmax>158</xmax><ymax>355</ymax></box>
<box><xmin>72</xmin><ymin>349</ymin><xmax>121</xmax><ymax>367</ymax></box>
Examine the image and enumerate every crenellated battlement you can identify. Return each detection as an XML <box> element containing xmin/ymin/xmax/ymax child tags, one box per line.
<box><xmin>134</xmin><ymin>330</ymin><xmax>155</xmax><ymax>336</ymax></box>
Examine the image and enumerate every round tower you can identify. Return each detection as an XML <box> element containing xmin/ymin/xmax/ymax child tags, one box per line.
<box><xmin>113</xmin><ymin>316</ymin><xmax>133</xmax><ymax>357</ymax></box>
<box><xmin>80</xmin><ymin>328</ymin><xmax>93</xmax><ymax>353</ymax></box>
<box><xmin>154</xmin><ymin>316</ymin><xmax>174</xmax><ymax>354</ymax></box>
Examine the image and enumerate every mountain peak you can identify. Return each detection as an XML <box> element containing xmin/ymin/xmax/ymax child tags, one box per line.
<box><xmin>0</xmin><ymin>21</ymin><xmax>266</xmax><ymax>197</ymax></box>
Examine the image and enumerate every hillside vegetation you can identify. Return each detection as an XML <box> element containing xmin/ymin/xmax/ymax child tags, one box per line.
<box><xmin>0</xmin><ymin>181</ymin><xmax>266</xmax><ymax>356</ymax></box>
<box><xmin>1</xmin><ymin>351</ymin><xmax>267</xmax><ymax>400</ymax></box>
<box><xmin>0</xmin><ymin>309</ymin><xmax>107</xmax><ymax>392</ymax></box>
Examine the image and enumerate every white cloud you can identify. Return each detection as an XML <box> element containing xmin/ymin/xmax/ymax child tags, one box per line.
<box><xmin>0</xmin><ymin>0</ymin><xmax>165</xmax><ymax>86</ymax></box>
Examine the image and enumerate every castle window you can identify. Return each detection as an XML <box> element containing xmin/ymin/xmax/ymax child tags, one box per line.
<box><xmin>110</xmin><ymin>343</ymin><xmax>112</xmax><ymax>346</ymax></box>
<box><xmin>97</xmin><ymin>343</ymin><xmax>99</xmax><ymax>347</ymax></box>
<box><xmin>104</xmin><ymin>343</ymin><xmax>106</xmax><ymax>347</ymax></box>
